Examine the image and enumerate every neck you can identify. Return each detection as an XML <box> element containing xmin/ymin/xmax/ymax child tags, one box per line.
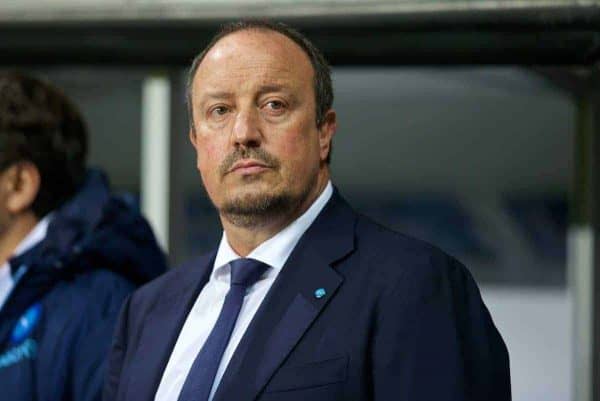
<box><xmin>222</xmin><ymin>170</ymin><xmax>329</xmax><ymax>257</ymax></box>
<box><xmin>0</xmin><ymin>212</ymin><xmax>39</xmax><ymax>267</ymax></box>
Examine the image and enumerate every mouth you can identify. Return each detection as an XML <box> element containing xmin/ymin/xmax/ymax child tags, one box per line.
<box><xmin>227</xmin><ymin>159</ymin><xmax>272</xmax><ymax>175</ymax></box>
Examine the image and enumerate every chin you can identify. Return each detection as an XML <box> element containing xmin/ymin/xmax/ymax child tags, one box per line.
<box><xmin>220</xmin><ymin>185</ymin><xmax>294</xmax><ymax>224</ymax></box>
<box><xmin>228</xmin><ymin>187</ymin><xmax>282</xmax><ymax>209</ymax></box>
<box><xmin>231</xmin><ymin>178</ymin><xmax>277</xmax><ymax>197</ymax></box>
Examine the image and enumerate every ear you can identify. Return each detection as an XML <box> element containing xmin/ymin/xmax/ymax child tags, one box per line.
<box><xmin>4</xmin><ymin>162</ymin><xmax>40</xmax><ymax>215</ymax></box>
<box><xmin>189</xmin><ymin>128</ymin><xmax>201</xmax><ymax>168</ymax></box>
<box><xmin>318</xmin><ymin>109</ymin><xmax>337</xmax><ymax>162</ymax></box>
<box><xmin>189</xmin><ymin>128</ymin><xmax>197</xmax><ymax>147</ymax></box>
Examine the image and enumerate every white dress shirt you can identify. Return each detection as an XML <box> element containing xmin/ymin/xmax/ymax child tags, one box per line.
<box><xmin>154</xmin><ymin>181</ymin><xmax>333</xmax><ymax>401</ymax></box>
<box><xmin>0</xmin><ymin>215</ymin><xmax>52</xmax><ymax>311</ymax></box>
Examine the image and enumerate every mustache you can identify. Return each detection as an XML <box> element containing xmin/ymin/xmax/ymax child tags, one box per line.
<box><xmin>219</xmin><ymin>147</ymin><xmax>281</xmax><ymax>176</ymax></box>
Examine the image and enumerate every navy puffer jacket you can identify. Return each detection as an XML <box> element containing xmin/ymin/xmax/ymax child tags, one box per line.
<box><xmin>0</xmin><ymin>169</ymin><xmax>167</xmax><ymax>401</ymax></box>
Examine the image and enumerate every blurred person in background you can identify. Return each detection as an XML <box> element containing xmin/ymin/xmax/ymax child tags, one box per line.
<box><xmin>0</xmin><ymin>72</ymin><xmax>167</xmax><ymax>401</ymax></box>
<box><xmin>104</xmin><ymin>21</ymin><xmax>510</xmax><ymax>401</ymax></box>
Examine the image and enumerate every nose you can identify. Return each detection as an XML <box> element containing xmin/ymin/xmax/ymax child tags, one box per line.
<box><xmin>231</xmin><ymin>108</ymin><xmax>261</xmax><ymax>149</ymax></box>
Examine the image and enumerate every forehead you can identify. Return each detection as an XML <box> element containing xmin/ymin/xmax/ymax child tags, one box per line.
<box><xmin>192</xmin><ymin>29</ymin><xmax>314</xmax><ymax>95</ymax></box>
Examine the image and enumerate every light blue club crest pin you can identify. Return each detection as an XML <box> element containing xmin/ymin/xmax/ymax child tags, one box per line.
<box><xmin>10</xmin><ymin>303</ymin><xmax>42</xmax><ymax>345</ymax></box>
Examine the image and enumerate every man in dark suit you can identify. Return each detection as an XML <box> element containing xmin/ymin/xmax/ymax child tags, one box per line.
<box><xmin>104</xmin><ymin>21</ymin><xmax>511</xmax><ymax>401</ymax></box>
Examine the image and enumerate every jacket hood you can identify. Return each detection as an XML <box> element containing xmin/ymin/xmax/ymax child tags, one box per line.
<box><xmin>11</xmin><ymin>169</ymin><xmax>167</xmax><ymax>284</ymax></box>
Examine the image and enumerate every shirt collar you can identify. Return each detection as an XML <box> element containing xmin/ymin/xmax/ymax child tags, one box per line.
<box><xmin>12</xmin><ymin>214</ymin><xmax>52</xmax><ymax>260</ymax></box>
<box><xmin>0</xmin><ymin>213</ymin><xmax>52</xmax><ymax>277</ymax></box>
<box><xmin>0</xmin><ymin>215</ymin><xmax>52</xmax><ymax>311</ymax></box>
<box><xmin>212</xmin><ymin>181</ymin><xmax>333</xmax><ymax>281</ymax></box>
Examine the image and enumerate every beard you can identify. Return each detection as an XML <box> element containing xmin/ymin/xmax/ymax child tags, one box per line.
<box><xmin>220</xmin><ymin>187</ymin><xmax>296</xmax><ymax>228</ymax></box>
<box><xmin>218</xmin><ymin>173</ymin><xmax>318</xmax><ymax>229</ymax></box>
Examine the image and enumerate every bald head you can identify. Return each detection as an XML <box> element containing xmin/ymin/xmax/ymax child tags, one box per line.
<box><xmin>198</xmin><ymin>29</ymin><xmax>313</xmax><ymax>79</ymax></box>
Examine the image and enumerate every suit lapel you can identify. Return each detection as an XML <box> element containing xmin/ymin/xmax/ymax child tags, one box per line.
<box><xmin>124</xmin><ymin>252</ymin><xmax>216</xmax><ymax>401</ymax></box>
<box><xmin>213</xmin><ymin>191</ymin><xmax>356</xmax><ymax>401</ymax></box>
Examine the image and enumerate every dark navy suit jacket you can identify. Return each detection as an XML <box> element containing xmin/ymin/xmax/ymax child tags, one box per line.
<box><xmin>103</xmin><ymin>191</ymin><xmax>511</xmax><ymax>401</ymax></box>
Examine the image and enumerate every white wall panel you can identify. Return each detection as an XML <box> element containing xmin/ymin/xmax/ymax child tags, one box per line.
<box><xmin>482</xmin><ymin>287</ymin><xmax>571</xmax><ymax>401</ymax></box>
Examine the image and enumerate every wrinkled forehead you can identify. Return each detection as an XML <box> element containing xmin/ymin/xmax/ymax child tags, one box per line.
<box><xmin>192</xmin><ymin>30</ymin><xmax>315</xmax><ymax>96</ymax></box>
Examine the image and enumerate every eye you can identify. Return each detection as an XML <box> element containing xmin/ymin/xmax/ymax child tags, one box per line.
<box><xmin>262</xmin><ymin>100</ymin><xmax>287</xmax><ymax>116</ymax></box>
<box><xmin>213</xmin><ymin>106</ymin><xmax>228</xmax><ymax>115</ymax></box>
<box><xmin>266</xmin><ymin>100</ymin><xmax>284</xmax><ymax>110</ymax></box>
<box><xmin>208</xmin><ymin>105</ymin><xmax>231</xmax><ymax>120</ymax></box>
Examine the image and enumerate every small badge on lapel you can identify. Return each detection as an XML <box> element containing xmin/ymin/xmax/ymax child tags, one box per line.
<box><xmin>10</xmin><ymin>302</ymin><xmax>42</xmax><ymax>345</ymax></box>
<box><xmin>314</xmin><ymin>288</ymin><xmax>326</xmax><ymax>299</ymax></box>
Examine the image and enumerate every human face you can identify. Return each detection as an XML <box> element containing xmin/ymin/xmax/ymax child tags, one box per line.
<box><xmin>189</xmin><ymin>30</ymin><xmax>336</xmax><ymax>227</ymax></box>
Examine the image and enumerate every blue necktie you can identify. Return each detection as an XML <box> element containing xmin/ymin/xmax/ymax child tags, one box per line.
<box><xmin>177</xmin><ymin>258</ymin><xmax>269</xmax><ymax>401</ymax></box>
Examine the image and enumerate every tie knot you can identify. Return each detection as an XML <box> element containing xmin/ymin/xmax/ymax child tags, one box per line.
<box><xmin>229</xmin><ymin>258</ymin><xmax>269</xmax><ymax>288</ymax></box>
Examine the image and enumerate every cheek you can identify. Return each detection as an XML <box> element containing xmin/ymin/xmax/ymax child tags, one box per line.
<box><xmin>279</xmin><ymin>128</ymin><xmax>320</xmax><ymax>166</ymax></box>
<box><xmin>196</xmin><ymin>143</ymin><xmax>222</xmax><ymax>200</ymax></box>
<box><xmin>280</xmin><ymin>139</ymin><xmax>301</xmax><ymax>159</ymax></box>
<box><xmin>201</xmin><ymin>144</ymin><xmax>219</xmax><ymax>167</ymax></box>
<box><xmin>196</xmin><ymin>136</ymin><xmax>225</xmax><ymax>172</ymax></box>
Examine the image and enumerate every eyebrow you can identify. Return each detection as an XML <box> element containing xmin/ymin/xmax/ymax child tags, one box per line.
<box><xmin>256</xmin><ymin>84</ymin><xmax>290</xmax><ymax>95</ymax></box>
<box><xmin>198</xmin><ymin>84</ymin><xmax>294</xmax><ymax>104</ymax></box>
<box><xmin>202</xmin><ymin>91</ymin><xmax>233</xmax><ymax>100</ymax></box>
